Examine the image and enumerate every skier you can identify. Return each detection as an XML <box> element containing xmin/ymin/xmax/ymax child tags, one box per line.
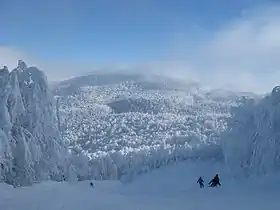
<box><xmin>208</xmin><ymin>174</ymin><xmax>221</xmax><ymax>187</ymax></box>
<box><xmin>197</xmin><ymin>176</ymin><xmax>204</xmax><ymax>188</ymax></box>
<box><xmin>90</xmin><ymin>182</ymin><xmax>94</xmax><ymax>188</ymax></box>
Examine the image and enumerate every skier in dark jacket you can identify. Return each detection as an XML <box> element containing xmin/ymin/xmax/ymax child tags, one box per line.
<box><xmin>209</xmin><ymin>174</ymin><xmax>221</xmax><ymax>187</ymax></box>
<box><xmin>90</xmin><ymin>182</ymin><xmax>94</xmax><ymax>188</ymax></box>
<box><xmin>197</xmin><ymin>176</ymin><xmax>204</xmax><ymax>188</ymax></box>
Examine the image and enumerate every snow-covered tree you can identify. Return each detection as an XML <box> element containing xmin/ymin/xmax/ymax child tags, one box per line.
<box><xmin>52</xmin><ymin>71</ymin><xmax>256</xmax><ymax>182</ymax></box>
<box><xmin>222</xmin><ymin>87</ymin><xmax>280</xmax><ymax>177</ymax></box>
<box><xmin>0</xmin><ymin>66</ymin><xmax>13</xmax><ymax>182</ymax></box>
<box><xmin>0</xmin><ymin>61</ymin><xmax>69</xmax><ymax>186</ymax></box>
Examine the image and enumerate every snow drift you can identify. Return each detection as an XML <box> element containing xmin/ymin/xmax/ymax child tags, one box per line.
<box><xmin>0</xmin><ymin>61</ymin><xmax>67</xmax><ymax>186</ymax></box>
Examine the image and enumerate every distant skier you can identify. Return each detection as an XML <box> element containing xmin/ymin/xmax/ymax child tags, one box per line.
<box><xmin>197</xmin><ymin>176</ymin><xmax>204</xmax><ymax>188</ymax></box>
<box><xmin>208</xmin><ymin>174</ymin><xmax>221</xmax><ymax>187</ymax></box>
<box><xmin>90</xmin><ymin>182</ymin><xmax>94</xmax><ymax>188</ymax></box>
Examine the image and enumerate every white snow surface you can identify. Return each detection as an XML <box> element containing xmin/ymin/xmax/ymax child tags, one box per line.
<box><xmin>1</xmin><ymin>160</ymin><xmax>279</xmax><ymax>210</ymax></box>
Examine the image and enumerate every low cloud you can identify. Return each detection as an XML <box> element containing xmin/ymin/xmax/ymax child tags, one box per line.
<box><xmin>1</xmin><ymin>4</ymin><xmax>280</xmax><ymax>94</ymax></box>
<box><xmin>162</xmin><ymin>4</ymin><xmax>280</xmax><ymax>93</ymax></box>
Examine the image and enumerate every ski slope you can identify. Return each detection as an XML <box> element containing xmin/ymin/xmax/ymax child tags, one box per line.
<box><xmin>1</xmin><ymin>160</ymin><xmax>279</xmax><ymax>210</ymax></box>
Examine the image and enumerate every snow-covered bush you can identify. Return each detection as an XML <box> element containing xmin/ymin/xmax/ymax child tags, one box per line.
<box><xmin>222</xmin><ymin>87</ymin><xmax>280</xmax><ymax>177</ymax></box>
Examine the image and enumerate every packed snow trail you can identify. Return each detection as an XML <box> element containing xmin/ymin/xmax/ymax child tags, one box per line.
<box><xmin>1</xmin><ymin>160</ymin><xmax>280</xmax><ymax>210</ymax></box>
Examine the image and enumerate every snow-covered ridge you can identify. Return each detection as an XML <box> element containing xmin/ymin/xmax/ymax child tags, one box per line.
<box><xmin>0</xmin><ymin>61</ymin><xmax>67</xmax><ymax>186</ymax></box>
<box><xmin>54</xmin><ymin>70</ymin><xmax>256</xmax><ymax>181</ymax></box>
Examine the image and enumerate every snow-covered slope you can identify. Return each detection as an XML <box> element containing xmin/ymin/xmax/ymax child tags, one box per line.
<box><xmin>2</xmin><ymin>61</ymin><xmax>280</xmax><ymax>210</ymax></box>
<box><xmin>53</xmin><ymin>70</ymin><xmax>256</xmax><ymax>181</ymax></box>
<box><xmin>223</xmin><ymin>86</ymin><xmax>280</xmax><ymax>177</ymax></box>
<box><xmin>1</xmin><ymin>160</ymin><xmax>279</xmax><ymax>210</ymax></box>
<box><xmin>0</xmin><ymin>61</ymin><xmax>67</xmax><ymax>186</ymax></box>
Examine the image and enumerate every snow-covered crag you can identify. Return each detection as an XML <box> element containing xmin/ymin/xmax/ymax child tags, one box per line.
<box><xmin>54</xmin><ymin>71</ymin><xmax>255</xmax><ymax>181</ymax></box>
<box><xmin>0</xmin><ymin>61</ymin><xmax>67</xmax><ymax>186</ymax></box>
<box><xmin>223</xmin><ymin>86</ymin><xmax>280</xmax><ymax>177</ymax></box>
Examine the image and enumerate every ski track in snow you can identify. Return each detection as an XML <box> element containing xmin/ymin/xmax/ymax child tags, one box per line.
<box><xmin>1</xmin><ymin>160</ymin><xmax>279</xmax><ymax>210</ymax></box>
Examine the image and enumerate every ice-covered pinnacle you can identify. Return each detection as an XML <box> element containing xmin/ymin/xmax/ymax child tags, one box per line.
<box><xmin>17</xmin><ymin>60</ymin><xmax>27</xmax><ymax>71</ymax></box>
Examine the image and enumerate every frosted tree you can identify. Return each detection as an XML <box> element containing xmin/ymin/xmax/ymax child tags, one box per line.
<box><xmin>0</xmin><ymin>61</ymin><xmax>70</xmax><ymax>185</ymax></box>
<box><xmin>223</xmin><ymin>87</ymin><xmax>280</xmax><ymax>177</ymax></box>
<box><xmin>0</xmin><ymin>66</ymin><xmax>13</xmax><ymax>182</ymax></box>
